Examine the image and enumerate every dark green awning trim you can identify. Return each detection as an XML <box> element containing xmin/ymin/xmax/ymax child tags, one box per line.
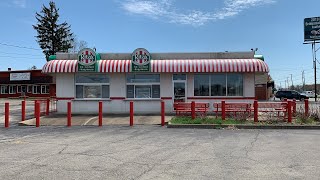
<box><xmin>254</xmin><ymin>55</ymin><xmax>264</xmax><ymax>61</ymax></box>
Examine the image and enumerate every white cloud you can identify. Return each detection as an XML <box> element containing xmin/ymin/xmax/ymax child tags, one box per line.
<box><xmin>13</xmin><ymin>0</ymin><xmax>26</xmax><ymax>8</ymax></box>
<box><xmin>0</xmin><ymin>0</ymin><xmax>27</xmax><ymax>8</ymax></box>
<box><xmin>214</xmin><ymin>0</ymin><xmax>276</xmax><ymax>20</ymax></box>
<box><xmin>121</xmin><ymin>0</ymin><xmax>276</xmax><ymax>26</ymax></box>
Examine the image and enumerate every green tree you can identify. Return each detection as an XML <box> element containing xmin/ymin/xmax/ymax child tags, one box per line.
<box><xmin>33</xmin><ymin>1</ymin><xmax>74</xmax><ymax>61</ymax></box>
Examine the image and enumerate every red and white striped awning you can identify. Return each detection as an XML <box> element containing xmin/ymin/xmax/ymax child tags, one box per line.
<box><xmin>42</xmin><ymin>59</ymin><xmax>269</xmax><ymax>73</ymax></box>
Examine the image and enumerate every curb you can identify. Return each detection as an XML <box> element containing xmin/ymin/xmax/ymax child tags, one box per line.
<box><xmin>167</xmin><ymin>124</ymin><xmax>320</xmax><ymax>129</ymax></box>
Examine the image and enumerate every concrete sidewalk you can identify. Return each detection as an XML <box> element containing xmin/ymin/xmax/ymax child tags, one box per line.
<box><xmin>19</xmin><ymin>114</ymin><xmax>172</xmax><ymax>126</ymax></box>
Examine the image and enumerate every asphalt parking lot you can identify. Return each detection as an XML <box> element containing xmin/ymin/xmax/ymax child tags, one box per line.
<box><xmin>1</xmin><ymin>126</ymin><xmax>320</xmax><ymax>180</ymax></box>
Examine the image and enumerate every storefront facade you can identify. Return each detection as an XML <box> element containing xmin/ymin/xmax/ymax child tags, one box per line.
<box><xmin>42</xmin><ymin>48</ymin><xmax>269</xmax><ymax>114</ymax></box>
<box><xmin>0</xmin><ymin>69</ymin><xmax>55</xmax><ymax>98</ymax></box>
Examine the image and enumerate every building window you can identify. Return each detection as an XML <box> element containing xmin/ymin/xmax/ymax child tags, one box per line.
<box><xmin>21</xmin><ymin>86</ymin><xmax>27</xmax><ymax>93</ymax></box>
<box><xmin>9</xmin><ymin>85</ymin><xmax>17</xmax><ymax>94</ymax></box>
<box><xmin>194</xmin><ymin>74</ymin><xmax>243</xmax><ymax>96</ymax></box>
<box><xmin>194</xmin><ymin>75</ymin><xmax>210</xmax><ymax>96</ymax></box>
<box><xmin>41</xmin><ymin>85</ymin><xmax>49</xmax><ymax>94</ymax></box>
<box><xmin>27</xmin><ymin>85</ymin><xmax>32</xmax><ymax>93</ymax></box>
<box><xmin>33</xmin><ymin>85</ymin><xmax>41</xmax><ymax>94</ymax></box>
<box><xmin>17</xmin><ymin>86</ymin><xmax>21</xmax><ymax>93</ymax></box>
<box><xmin>126</xmin><ymin>74</ymin><xmax>160</xmax><ymax>99</ymax></box>
<box><xmin>211</xmin><ymin>74</ymin><xmax>226</xmax><ymax>96</ymax></box>
<box><xmin>173</xmin><ymin>74</ymin><xmax>186</xmax><ymax>81</ymax></box>
<box><xmin>75</xmin><ymin>74</ymin><xmax>109</xmax><ymax>99</ymax></box>
<box><xmin>1</xmin><ymin>85</ymin><xmax>8</xmax><ymax>94</ymax></box>
<box><xmin>227</xmin><ymin>74</ymin><xmax>243</xmax><ymax>96</ymax></box>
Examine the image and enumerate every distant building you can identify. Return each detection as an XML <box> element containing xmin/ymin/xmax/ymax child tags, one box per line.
<box><xmin>254</xmin><ymin>55</ymin><xmax>274</xmax><ymax>100</ymax></box>
<box><xmin>0</xmin><ymin>69</ymin><xmax>55</xmax><ymax>98</ymax></box>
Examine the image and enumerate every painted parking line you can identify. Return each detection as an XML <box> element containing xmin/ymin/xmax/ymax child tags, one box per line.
<box><xmin>83</xmin><ymin>116</ymin><xmax>98</xmax><ymax>125</ymax></box>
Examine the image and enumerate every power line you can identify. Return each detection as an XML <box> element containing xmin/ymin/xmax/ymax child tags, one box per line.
<box><xmin>0</xmin><ymin>51</ymin><xmax>43</xmax><ymax>57</ymax></box>
<box><xmin>0</xmin><ymin>42</ymin><xmax>41</xmax><ymax>51</ymax></box>
<box><xmin>0</xmin><ymin>55</ymin><xmax>44</xmax><ymax>59</ymax></box>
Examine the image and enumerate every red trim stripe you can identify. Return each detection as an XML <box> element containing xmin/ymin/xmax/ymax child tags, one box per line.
<box><xmin>161</xmin><ymin>97</ymin><xmax>172</xmax><ymax>100</ymax></box>
<box><xmin>187</xmin><ymin>97</ymin><xmax>256</xmax><ymax>100</ymax></box>
<box><xmin>110</xmin><ymin>97</ymin><xmax>126</xmax><ymax>100</ymax></box>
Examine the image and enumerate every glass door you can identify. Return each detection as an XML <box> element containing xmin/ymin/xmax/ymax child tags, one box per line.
<box><xmin>173</xmin><ymin>82</ymin><xmax>186</xmax><ymax>102</ymax></box>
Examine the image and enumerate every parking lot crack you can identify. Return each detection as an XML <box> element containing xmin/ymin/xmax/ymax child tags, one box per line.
<box><xmin>244</xmin><ymin>131</ymin><xmax>260</xmax><ymax>158</ymax></box>
<box><xmin>58</xmin><ymin>144</ymin><xmax>69</xmax><ymax>154</ymax></box>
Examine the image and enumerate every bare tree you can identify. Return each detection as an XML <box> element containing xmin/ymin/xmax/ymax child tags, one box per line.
<box><xmin>69</xmin><ymin>35</ymin><xmax>88</xmax><ymax>53</ymax></box>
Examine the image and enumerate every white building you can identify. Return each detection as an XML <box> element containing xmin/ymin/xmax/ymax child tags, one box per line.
<box><xmin>42</xmin><ymin>48</ymin><xmax>269</xmax><ymax>114</ymax></box>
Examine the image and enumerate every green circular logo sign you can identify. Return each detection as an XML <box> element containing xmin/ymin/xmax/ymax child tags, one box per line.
<box><xmin>78</xmin><ymin>48</ymin><xmax>96</xmax><ymax>66</ymax></box>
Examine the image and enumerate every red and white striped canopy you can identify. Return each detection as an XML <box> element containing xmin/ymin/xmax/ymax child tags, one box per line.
<box><xmin>42</xmin><ymin>59</ymin><xmax>269</xmax><ymax>73</ymax></box>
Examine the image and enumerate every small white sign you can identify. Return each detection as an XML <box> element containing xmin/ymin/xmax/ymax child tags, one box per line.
<box><xmin>10</xmin><ymin>73</ymin><xmax>31</xmax><ymax>81</ymax></box>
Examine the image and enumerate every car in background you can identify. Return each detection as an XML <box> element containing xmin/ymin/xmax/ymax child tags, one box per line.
<box><xmin>301</xmin><ymin>91</ymin><xmax>316</xmax><ymax>98</ymax></box>
<box><xmin>275</xmin><ymin>90</ymin><xmax>309</xmax><ymax>101</ymax></box>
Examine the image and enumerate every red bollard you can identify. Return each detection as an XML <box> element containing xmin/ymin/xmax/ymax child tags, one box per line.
<box><xmin>21</xmin><ymin>100</ymin><xmax>26</xmax><ymax>121</ymax></box>
<box><xmin>34</xmin><ymin>100</ymin><xmax>38</xmax><ymax>118</ymax></box>
<box><xmin>161</xmin><ymin>101</ymin><xmax>165</xmax><ymax>126</ymax></box>
<box><xmin>5</xmin><ymin>102</ymin><xmax>9</xmax><ymax>128</ymax></box>
<box><xmin>305</xmin><ymin>99</ymin><xmax>309</xmax><ymax>117</ymax></box>
<box><xmin>221</xmin><ymin>101</ymin><xmax>226</xmax><ymax>120</ymax></box>
<box><xmin>130</xmin><ymin>101</ymin><xmax>133</xmax><ymax>126</ymax></box>
<box><xmin>288</xmin><ymin>101</ymin><xmax>292</xmax><ymax>123</ymax></box>
<box><xmin>254</xmin><ymin>100</ymin><xmax>258</xmax><ymax>123</ymax></box>
<box><xmin>46</xmin><ymin>99</ymin><xmax>50</xmax><ymax>116</ymax></box>
<box><xmin>99</xmin><ymin>101</ymin><xmax>103</xmax><ymax>127</ymax></box>
<box><xmin>293</xmin><ymin>99</ymin><xmax>296</xmax><ymax>116</ymax></box>
<box><xmin>35</xmin><ymin>102</ymin><xmax>40</xmax><ymax>127</ymax></box>
<box><xmin>67</xmin><ymin>102</ymin><xmax>72</xmax><ymax>127</ymax></box>
<box><xmin>191</xmin><ymin>101</ymin><xmax>196</xmax><ymax>119</ymax></box>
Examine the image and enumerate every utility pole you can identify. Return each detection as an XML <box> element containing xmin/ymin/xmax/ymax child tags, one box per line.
<box><xmin>290</xmin><ymin>74</ymin><xmax>293</xmax><ymax>89</ymax></box>
<box><xmin>302</xmin><ymin>70</ymin><xmax>305</xmax><ymax>91</ymax></box>
<box><xmin>313</xmin><ymin>42</ymin><xmax>317</xmax><ymax>101</ymax></box>
<box><xmin>287</xmin><ymin>77</ymin><xmax>290</xmax><ymax>89</ymax></box>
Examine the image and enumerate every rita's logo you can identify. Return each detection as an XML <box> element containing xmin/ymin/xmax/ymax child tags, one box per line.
<box><xmin>132</xmin><ymin>48</ymin><xmax>151</xmax><ymax>65</ymax></box>
<box><xmin>78</xmin><ymin>48</ymin><xmax>96</xmax><ymax>66</ymax></box>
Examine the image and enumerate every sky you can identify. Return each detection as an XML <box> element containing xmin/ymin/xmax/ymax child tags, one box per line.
<box><xmin>0</xmin><ymin>0</ymin><xmax>319</xmax><ymax>89</ymax></box>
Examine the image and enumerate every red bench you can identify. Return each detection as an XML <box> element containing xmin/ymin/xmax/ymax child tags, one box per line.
<box><xmin>173</xmin><ymin>102</ymin><xmax>209</xmax><ymax>116</ymax></box>
<box><xmin>213</xmin><ymin>102</ymin><xmax>251</xmax><ymax>117</ymax></box>
<box><xmin>255</xmin><ymin>102</ymin><xmax>288</xmax><ymax>119</ymax></box>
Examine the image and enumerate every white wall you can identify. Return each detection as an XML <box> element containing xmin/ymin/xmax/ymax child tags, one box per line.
<box><xmin>56</xmin><ymin>74</ymin><xmax>74</xmax><ymax>113</ymax></box>
<box><xmin>56</xmin><ymin>74</ymin><xmax>74</xmax><ymax>98</ymax></box>
<box><xmin>110</xmin><ymin>73</ymin><xmax>126</xmax><ymax>97</ymax></box>
<box><xmin>244</xmin><ymin>73</ymin><xmax>255</xmax><ymax>97</ymax></box>
<box><xmin>55</xmin><ymin>72</ymin><xmax>256</xmax><ymax>114</ymax></box>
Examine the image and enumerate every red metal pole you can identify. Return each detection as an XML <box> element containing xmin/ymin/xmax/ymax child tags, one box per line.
<box><xmin>161</xmin><ymin>101</ymin><xmax>165</xmax><ymax>126</ymax></box>
<box><xmin>130</xmin><ymin>101</ymin><xmax>133</xmax><ymax>126</ymax></box>
<box><xmin>293</xmin><ymin>99</ymin><xmax>296</xmax><ymax>116</ymax></box>
<box><xmin>21</xmin><ymin>100</ymin><xmax>26</xmax><ymax>121</ymax></box>
<box><xmin>46</xmin><ymin>99</ymin><xmax>50</xmax><ymax>116</ymax></box>
<box><xmin>222</xmin><ymin>101</ymin><xmax>226</xmax><ymax>120</ymax></box>
<box><xmin>5</xmin><ymin>102</ymin><xmax>9</xmax><ymax>128</ymax></box>
<box><xmin>99</xmin><ymin>101</ymin><xmax>103</xmax><ymax>127</ymax></box>
<box><xmin>288</xmin><ymin>101</ymin><xmax>292</xmax><ymax>123</ymax></box>
<box><xmin>36</xmin><ymin>102</ymin><xmax>40</xmax><ymax>127</ymax></box>
<box><xmin>254</xmin><ymin>100</ymin><xmax>258</xmax><ymax>123</ymax></box>
<box><xmin>34</xmin><ymin>100</ymin><xmax>37</xmax><ymax>118</ymax></box>
<box><xmin>67</xmin><ymin>102</ymin><xmax>71</xmax><ymax>127</ymax></box>
<box><xmin>191</xmin><ymin>101</ymin><xmax>196</xmax><ymax>119</ymax></box>
<box><xmin>304</xmin><ymin>99</ymin><xmax>309</xmax><ymax>117</ymax></box>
